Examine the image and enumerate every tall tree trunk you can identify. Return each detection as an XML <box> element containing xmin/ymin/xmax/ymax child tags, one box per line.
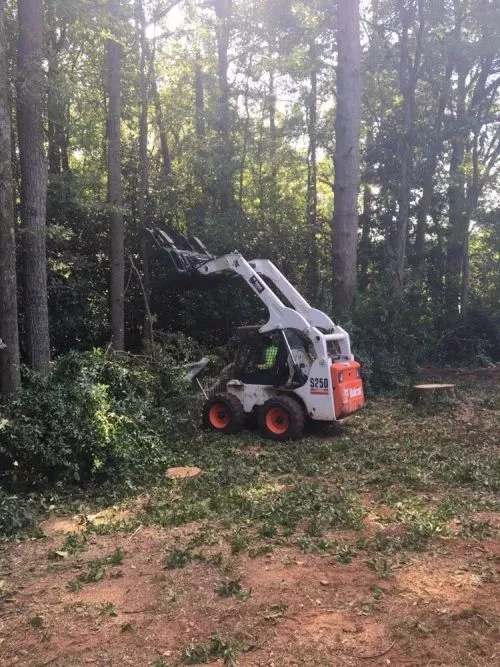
<box><xmin>150</xmin><ymin>57</ymin><xmax>172</xmax><ymax>183</ymax></box>
<box><xmin>47</xmin><ymin>0</ymin><xmax>68</xmax><ymax>177</ymax></box>
<box><xmin>17</xmin><ymin>0</ymin><xmax>50</xmax><ymax>374</ymax></box>
<box><xmin>359</xmin><ymin>123</ymin><xmax>375</xmax><ymax>292</ymax></box>
<box><xmin>137</xmin><ymin>0</ymin><xmax>148</xmax><ymax>225</ymax></box>
<box><xmin>461</xmin><ymin>131</ymin><xmax>480</xmax><ymax>317</ymax></box>
<box><xmin>306</xmin><ymin>40</ymin><xmax>319</xmax><ymax>301</ymax></box>
<box><xmin>136</xmin><ymin>0</ymin><xmax>153</xmax><ymax>352</ymax></box>
<box><xmin>194</xmin><ymin>53</ymin><xmax>205</xmax><ymax>142</ymax></box>
<box><xmin>445</xmin><ymin>54</ymin><xmax>467</xmax><ymax>319</ymax></box>
<box><xmin>359</xmin><ymin>184</ymin><xmax>372</xmax><ymax>293</ymax></box>
<box><xmin>0</xmin><ymin>0</ymin><xmax>20</xmax><ymax>394</ymax></box>
<box><xmin>268</xmin><ymin>67</ymin><xmax>277</xmax><ymax>188</ymax></box>
<box><xmin>415</xmin><ymin>58</ymin><xmax>453</xmax><ymax>268</ymax></box>
<box><xmin>332</xmin><ymin>0</ymin><xmax>361</xmax><ymax>319</ymax></box>
<box><xmin>107</xmin><ymin>0</ymin><xmax>124</xmax><ymax>350</ymax></box>
<box><xmin>394</xmin><ymin>0</ymin><xmax>424</xmax><ymax>288</ymax></box>
<box><xmin>192</xmin><ymin>51</ymin><xmax>206</xmax><ymax>228</ymax></box>
<box><xmin>268</xmin><ymin>62</ymin><xmax>279</xmax><ymax>239</ymax></box>
<box><xmin>459</xmin><ymin>0</ymin><xmax>495</xmax><ymax>317</ymax></box>
<box><xmin>238</xmin><ymin>58</ymin><xmax>251</xmax><ymax>206</ymax></box>
<box><xmin>213</xmin><ymin>0</ymin><xmax>233</xmax><ymax>213</ymax></box>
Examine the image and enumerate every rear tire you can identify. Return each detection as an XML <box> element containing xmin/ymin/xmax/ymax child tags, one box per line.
<box><xmin>258</xmin><ymin>396</ymin><xmax>305</xmax><ymax>441</ymax></box>
<box><xmin>203</xmin><ymin>393</ymin><xmax>245</xmax><ymax>435</ymax></box>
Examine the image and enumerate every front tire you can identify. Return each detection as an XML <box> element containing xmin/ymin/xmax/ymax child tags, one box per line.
<box><xmin>203</xmin><ymin>393</ymin><xmax>245</xmax><ymax>435</ymax></box>
<box><xmin>258</xmin><ymin>396</ymin><xmax>305</xmax><ymax>441</ymax></box>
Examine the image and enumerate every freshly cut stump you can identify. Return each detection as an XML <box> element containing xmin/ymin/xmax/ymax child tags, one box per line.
<box><xmin>410</xmin><ymin>383</ymin><xmax>456</xmax><ymax>404</ymax></box>
<box><xmin>166</xmin><ymin>466</ymin><xmax>203</xmax><ymax>479</ymax></box>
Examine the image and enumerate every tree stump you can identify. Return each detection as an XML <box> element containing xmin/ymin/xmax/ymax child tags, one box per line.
<box><xmin>410</xmin><ymin>383</ymin><xmax>456</xmax><ymax>405</ymax></box>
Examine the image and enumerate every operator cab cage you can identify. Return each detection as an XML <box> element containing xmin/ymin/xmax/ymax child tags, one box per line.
<box><xmin>234</xmin><ymin>326</ymin><xmax>312</xmax><ymax>389</ymax></box>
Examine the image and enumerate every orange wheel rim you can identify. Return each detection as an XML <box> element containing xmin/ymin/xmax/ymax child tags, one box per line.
<box><xmin>266</xmin><ymin>407</ymin><xmax>290</xmax><ymax>435</ymax></box>
<box><xmin>209</xmin><ymin>403</ymin><xmax>230</xmax><ymax>429</ymax></box>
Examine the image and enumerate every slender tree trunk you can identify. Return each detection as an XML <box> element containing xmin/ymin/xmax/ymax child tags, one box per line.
<box><xmin>461</xmin><ymin>132</ymin><xmax>480</xmax><ymax>317</ymax></box>
<box><xmin>107</xmin><ymin>0</ymin><xmax>124</xmax><ymax>350</ymax></box>
<box><xmin>394</xmin><ymin>0</ymin><xmax>424</xmax><ymax>288</ymax></box>
<box><xmin>268</xmin><ymin>67</ymin><xmax>277</xmax><ymax>188</ymax></box>
<box><xmin>459</xmin><ymin>0</ymin><xmax>495</xmax><ymax>316</ymax></box>
<box><xmin>359</xmin><ymin>124</ymin><xmax>375</xmax><ymax>292</ymax></box>
<box><xmin>150</xmin><ymin>57</ymin><xmax>172</xmax><ymax>183</ymax></box>
<box><xmin>136</xmin><ymin>0</ymin><xmax>153</xmax><ymax>352</ymax></box>
<box><xmin>0</xmin><ymin>0</ymin><xmax>20</xmax><ymax>394</ymax></box>
<box><xmin>359</xmin><ymin>184</ymin><xmax>372</xmax><ymax>293</ymax></box>
<box><xmin>61</xmin><ymin>105</ymin><xmax>70</xmax><ymax>173</ymax></box>
<box><xmin>306</xmin><ymin>40</ymin><xmax>319</xmax><ymax>301</ymax></box>
<box><xmin>194</xmin><ymin>53</ymin><xmax>205</xmax><ymax>142</ymax></box>
<box><xmin>214</xmin><ymin>0</ymin><xmax>233</xmax><ymax>212</ymax></box>
<box><xmin>17</xmin><ymin>0</ymin><xmax>50</xmax><ymax>374</ymax></box>
<box><xmin>192</xmin><ymin>51</ymin><xmax>206</xmax><ymax>228</ymax></box>
<box><xmin>332</xmin><ymin>0</ymin><xmax>361</xmax><ymax>319</ymax></box>
<box><xmin>268</xmin><ymin>63</ymin><xmax>279</xmax><ymax>238</ymax></box>
<box><xmin>137</xmin><ymin>0</ymin><xmax>148</xmax><ymax>225</ymax></box>
<box><xmin>394</xmin><ymin>6</ymin><xmax>412</xmax><ymax>287</ymax></box>
<box><xmin>445</xmin><ymin>59</ymin><xmax>467</xmax><ymax>319</ymax></box>
<box><xmin>238</xmin><ymin>61</ymin><xmax>251</xmax><ymax>206</ymax></box>
<box><xmin>47</xmin><ymin>0</ymin><xmax>66</xmax><ymax>176</ymax></box>
<box><xmin>415</xmin><ymin>59</ymin><xmax>453</xmax><ymax>267</ymax></box>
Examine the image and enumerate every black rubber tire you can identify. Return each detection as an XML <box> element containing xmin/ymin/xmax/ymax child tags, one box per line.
<box><xmin>202</xmin><ymin>392</ymin><xmax>245</xmax><ymax>435</ymax></box>
<box><xmin>258</xmin><ymin>396</ymin><xmax>305</xmax><ymax>441</ymax></box>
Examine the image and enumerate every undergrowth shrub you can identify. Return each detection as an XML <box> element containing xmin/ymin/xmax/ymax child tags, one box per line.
<box><xmin>0</xmin><ymin>490</ymin><xmax>37</xmax><ymax>538</ymax></box>
<box><xmin>0</xmin><ymin>348</ymin><xmax>193</xmax><ymax>492</ymax></box>
<box><xmin>351</xmin><ymin>286</ymin><xmax>425</xmax><ymax>393</ymax></box>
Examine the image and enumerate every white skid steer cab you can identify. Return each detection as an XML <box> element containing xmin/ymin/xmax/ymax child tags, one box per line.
<box><xmin>145</xmin><ymin>228</ymin><xmax>365</xmax><ymax>440</ymax></box>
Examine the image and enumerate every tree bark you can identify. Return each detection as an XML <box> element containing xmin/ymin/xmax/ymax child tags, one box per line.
<box><xmin>459</xmin><ymin>0</ymin><xmax>496</xmax><ymax>317</ymax></box>
<box><xmin>137</xmin><ymin>0</ymin><xmax>148</xmax><ymax>225</ymax></box>
<box><xmin>394</xmin><ymin>0</ymin><xmax>424</xmax><ymax>288</ymax></box>
<box><xmin>150</xmin><ymin>57</ymin><xmax>172</xmax><ymax>183</ymax></box>
<box><xmin>306</xmin><ymin>39</ymin><xmax>319</xmax><ymax>301</ymax></box>
<box><xmin>445</xmin><ymin>55</ymin><xmax>467</xmax><ymax>319</ymax></box>
<box><xmin>136</xmin><ymin>0</ymin><xmax>153</xmax><ymax>353</ymax></box>
<box><xmin>267</xmin><ymin>60</ymin><xmax>280</xmax><ymax>239</ymax></box>
<box><xmin>415</xmin><ymin>58</ymin><xmax>453</xmax><ymax>268</ymax></box>
<box><xmin>214</xmin><ymin>0</ymin><xmax>233</xmax><ymax>213</ymax></box>
<box><xmin>0</xmin><ymin>0</ymin><xmax>21</xmax><ymax>394</ymax></box>
<box><xmin>359</xmin><ymin>184</ymin><xmax>372</xmax><ymax>293</ymax></box>
<box><xmin>332</xmin><ymin>0</ymin><xmax>361</xmax><ymax>319</ymax></box>
<box><xmin>16</xmin><ymin>0</ymin><xmax>50</xmax><ymax>374</ymax></box>
<box><xmin>238</xmin><ymin>56</ymin><xmax>251</xmax><ymax>206</ymax></box>
<box><xmin>47</xmin><ymin>0</ymin><xmax>68</xmax><ymax>177</ymax></box>
<box><xmin>359</xmin><ymin>125</ymin><xmax>374</xmax><ymax>292</ymax></box>
<box><xmin>107</xmin><ymin>0</ymin><xmax>125</xmax><ymax>350</ymax></box>
<box><xmin>194</xmin><ymin>53</ymin><xmax>205</xmax><ymax>142</ymax></box>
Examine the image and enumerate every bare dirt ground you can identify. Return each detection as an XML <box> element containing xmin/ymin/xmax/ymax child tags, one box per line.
<box><xmin>1</xmin><ymin>368</ymin><xmax>499</xmax><ymax>666</ymax></box>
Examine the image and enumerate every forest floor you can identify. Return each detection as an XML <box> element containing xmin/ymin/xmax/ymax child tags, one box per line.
<box><xmin>1</xmin><ymin>368</ymin><xmax>499</xmax><ymax>667</ymax></box>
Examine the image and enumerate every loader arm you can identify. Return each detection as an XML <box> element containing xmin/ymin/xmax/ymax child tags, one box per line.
<box><xmin>197</xmin><ymin>253</ymin><xmax>352</xmax><ymax>361</ymax></box>
<box><xmin>143</xmin><ymin>227</ymin><xmax>353</xmax><ymax>361</ymax></box>
<box><xmin>247</xmin><ymin>259</ymin><xmax>352</xmax><ymax>359</ymax></box>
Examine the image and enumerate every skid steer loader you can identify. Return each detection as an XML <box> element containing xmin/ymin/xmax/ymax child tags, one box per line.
<box><xmin>145</xmin><ymin>228</ymin><xmax>365</xmax><ymax>440</ymax></box>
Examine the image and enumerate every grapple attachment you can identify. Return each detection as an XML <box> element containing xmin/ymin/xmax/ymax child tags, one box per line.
<box><xmin>143</xmin><ymin>227</ymin><xmax>214</xmax><ymax>284</ymax></box>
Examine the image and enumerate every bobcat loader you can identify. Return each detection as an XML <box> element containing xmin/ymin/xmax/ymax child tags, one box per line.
<box><xmin>145</xmin><ymin>228</ymin><xmax>365</xmax><ymax>440</ymax></box>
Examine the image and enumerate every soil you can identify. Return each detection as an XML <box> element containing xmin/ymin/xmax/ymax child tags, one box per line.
<box><xmin>1</xmin><ymin>512</ymin><xmax>498</xmax><ymax>666</ymax></box>
<box><xmin>1</xmin><ymin>367</ymin><xmax>499</xmax><ymax>666</ymax></box>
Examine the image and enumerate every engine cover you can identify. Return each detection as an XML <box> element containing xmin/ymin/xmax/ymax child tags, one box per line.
<box><xmin>331</xmin><ymin>360</ymin><xmax>365</xmax><ymax>418</ymax></box>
